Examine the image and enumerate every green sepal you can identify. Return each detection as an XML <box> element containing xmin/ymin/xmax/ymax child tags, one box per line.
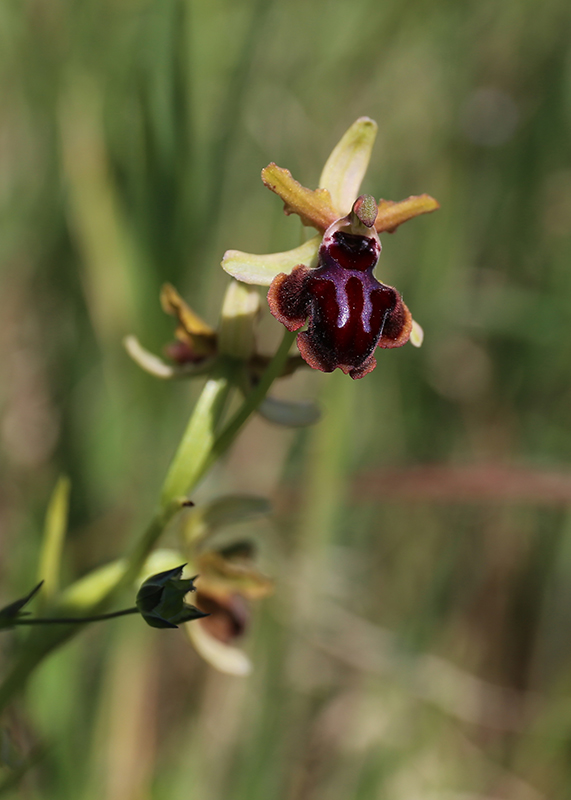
<box><xmin>222</xmin><ymin>235</ymin><xmax>321</xmax><ymax>287</ymax></box>
<box><xmin>135</xmin><ymin>565</ymin><xmax>208</xmax><ymax>629</ymax></box>
<box><xmin>0</xmin><ymin>582</ymin><xmax>43</xmax><ymax>629</ymax></box>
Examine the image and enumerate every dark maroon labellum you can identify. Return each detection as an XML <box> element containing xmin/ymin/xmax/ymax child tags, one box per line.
<box><xmin>267</xmin><ymin>222</ymin><xmax>412</xmax><ymax>379</ymax></box>
<box><xmin>327</xmin><ymin>232</ymin><xmax>379</xmax><ymax>272</ymax></box>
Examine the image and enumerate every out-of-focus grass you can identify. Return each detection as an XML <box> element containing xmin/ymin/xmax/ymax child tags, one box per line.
<box><xmin>2</xmin><ymin>0</ymin><xmax>571</xmax><ymax>797</ymax></box>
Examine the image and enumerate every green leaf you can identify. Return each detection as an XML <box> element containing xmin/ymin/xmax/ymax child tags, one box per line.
<box><xmin>319</xmin><ymin>117</ymin><xmax>378</xmax><ymax>215</ymax></box>
<box><xmin>59</xmin><ymin>561</ymin><xmax>127</xmax><ymax>611</ymax></box>
<box><xmin>222</xmin><ymin>236</ymin><xmax>321</xmax><ymax>286</ymax></box>
<box><xmin>37</xmin><ymin>476</ymin><xmax>71</xmax><ymax>600</ymax></box>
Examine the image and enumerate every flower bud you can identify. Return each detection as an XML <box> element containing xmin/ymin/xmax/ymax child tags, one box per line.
<box><xmin>136</xmin><ymin>565</ymin><xmax>209</xmax><ymax>629</ymax></box>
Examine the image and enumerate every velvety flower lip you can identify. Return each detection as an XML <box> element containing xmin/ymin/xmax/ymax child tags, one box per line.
<box><xmin>268</xmin><ymin>196</ymin><xmax>412</xmax><ymax>379</ymax></box>
<box><xmin>222</xmin><ymin>117</ymin><xmax>438</xmax><ymax>373</ymax></box>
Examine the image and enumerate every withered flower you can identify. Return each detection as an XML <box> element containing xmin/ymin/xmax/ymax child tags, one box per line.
<box><xmin>223</xmin><ymin>117</ymin><xmax>439</xmax><ymax>378</ymax></box>
<box><xmin>181</xmin><ymin>496</ymin><xmax>273</xmax><ymax>675</ymax></box>
<box><xmin>125</xmin><ymin>279</ymin><xmax>319</xmax><ymax>428</ymax></box>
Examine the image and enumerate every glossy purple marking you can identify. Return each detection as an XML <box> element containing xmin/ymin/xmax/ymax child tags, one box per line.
<box><xmin>267</xmin><ymin>217</ymin><xmax>412</xmax><ymax>379</ymax></box>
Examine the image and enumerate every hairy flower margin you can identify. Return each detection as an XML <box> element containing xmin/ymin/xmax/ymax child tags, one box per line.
<box><xmin>222</xmin><ymin>117</ymin><xmax>439</xmax><ymax>378</ymax></box>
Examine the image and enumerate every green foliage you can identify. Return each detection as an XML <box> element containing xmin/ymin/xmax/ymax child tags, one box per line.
<box><xmin>1</xmin><ymin>0</ymin><xmax>571</xmax><ymax>797</ymax></box>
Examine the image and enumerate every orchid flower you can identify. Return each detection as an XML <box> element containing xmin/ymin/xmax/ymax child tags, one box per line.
<box><xmin>222</xmin><ymin>117</ymin><xmax>439</xmax><ymax>378</ymax></box>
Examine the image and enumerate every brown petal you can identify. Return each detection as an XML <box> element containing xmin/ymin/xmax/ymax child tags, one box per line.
<box><xmin>195</xmin><ymin>591</ymin><xmax>249</xmax><ymax>644</ymax></box>
<box><xmin>375</xmin><ymin>194</ymin><xmax>440</xmax><ymax>233</ymax></box>
<box><xmin>262</xmin><ymin>164</ymin><xmax>338</xmax><ymax>231</ymax></box>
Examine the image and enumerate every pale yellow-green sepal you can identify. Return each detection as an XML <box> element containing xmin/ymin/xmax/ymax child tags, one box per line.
<box><xmin>124</xmin><ymin>335</ymin><xmax>214</xmax><ymax>379</ymax></box>
<box><xmin>218</xmin><ymin>281</ymin><xmax>261</xmax><ymax>359</ymax></box>
<box><xmin>409</xmin><ymin>320</ymin><xmax>424</xmax><ymax>347</ymax></box>
<box><xmin>186</xmin><ymin>621</ymin><xmax>252</xmax><ymax>675</ymax></box>
<box><xmin>319</xmin><ymin>117</ymin><xmax>378</xmax><ymax>216</ymax></box>
<box><xmin>222</xmin><ymin>235</ymin><xmax>321</xmax><ymax>286</ymax></box>
<box><xmin>262</xmin><ymin>164</ymin><xmax>337</xmax><ymax>231</ymax></box>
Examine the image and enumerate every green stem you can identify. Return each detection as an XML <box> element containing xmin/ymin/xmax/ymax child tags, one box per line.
<box><xmin>0</xmin><ymin>332</ymin><xmax>294</xmax><ymax>713</ymax></box>
<box><xmin>204</xmin><ymin>329</ymin><xmax>296</xmax><ymax>474</ymax></box>
<box><xmin>160</xmin><ymin>368</ymin><xmax>234</xmax><ymax>508</ymax></box>
<box><xmin>12</xmin><ymin>607</ymin><xmax>139</xmax><ymax>625</ymax></box>
<box><xmin>122</xmin><ymin>332</ymin><xmax>295</xmax><ymax>581</ymax></box>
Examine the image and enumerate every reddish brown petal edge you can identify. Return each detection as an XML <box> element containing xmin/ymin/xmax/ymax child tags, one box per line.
<box><xmin>267</xmin><ymin>265</ymin><xmax>311</xmax><ymax>332</ymax></box>
<box><xmin>378</xmin><ymin>292</ymin><xmax>413</xmax><ymax>349</ymax></box>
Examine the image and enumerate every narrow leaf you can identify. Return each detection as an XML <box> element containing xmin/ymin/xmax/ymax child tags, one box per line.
<box><xmin>38</xmin><ymin>476</ymin><xmax>71</xmax><ymax>599</ymax></box>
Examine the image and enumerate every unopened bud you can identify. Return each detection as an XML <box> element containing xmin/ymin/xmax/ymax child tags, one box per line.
<box><xmin>136</xmin><ymin>565</ymin><xmax>209</xmax><ymax>629</ymax></box>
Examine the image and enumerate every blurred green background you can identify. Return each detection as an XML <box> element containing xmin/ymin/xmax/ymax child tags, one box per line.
<box><xmin>2</xmin><ymin>0</ymin><xmax>571</xmax><ymax>796</ymax></box>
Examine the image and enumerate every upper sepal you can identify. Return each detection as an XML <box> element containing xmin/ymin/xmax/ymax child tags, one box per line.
<box><xmin>319</xmin><ymin>117</ymin><xmax>378</xmax><ymax>215</ymax></box>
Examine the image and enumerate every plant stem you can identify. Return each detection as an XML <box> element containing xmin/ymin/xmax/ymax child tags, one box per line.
<box><xmin>12</xmin><ymin>607</ymin><xmax>139</xmax><ymax>625</ymax></box>
<box><xmin>160</xmin><ymin>367</ymin><xmax>234</xmax><ymax>508</ymax></box>
<box><xmin>0</xmin><ymin>331</ymin><xmax>294</xmax><ymax>712</ymax></box>
<box><xmin>203</xmin><ymin>329</ymin><xmax>296</xmax><ymax>475</ymax></box>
